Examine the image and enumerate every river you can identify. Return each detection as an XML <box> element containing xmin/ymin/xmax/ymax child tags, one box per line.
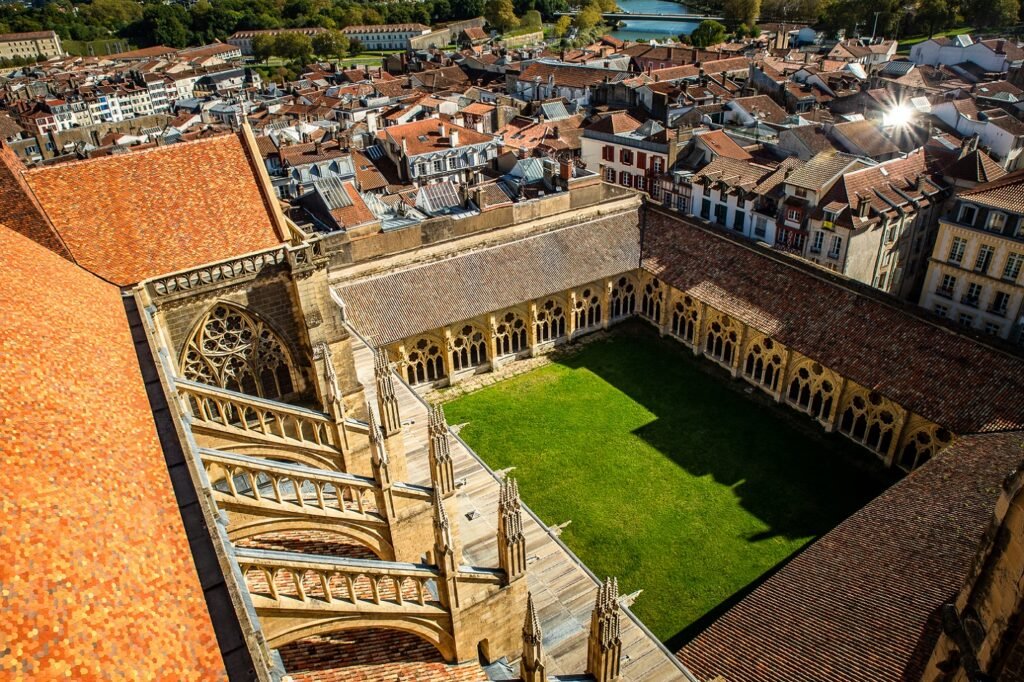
<box><xmin>611</xmin><ymin>0</ymin><xmax>701</xmax><ymax>41</ymax></box>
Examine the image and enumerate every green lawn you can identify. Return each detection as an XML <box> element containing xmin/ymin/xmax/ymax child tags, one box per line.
<box><xmin>897</xmin><ymin>26</ymin><xmax>975</xmax><ymax>52</ymax></box>
<box><xmin>444</xmin><ymin>325</ymin><xmax>892</xmax><ymax>646</ymax></box>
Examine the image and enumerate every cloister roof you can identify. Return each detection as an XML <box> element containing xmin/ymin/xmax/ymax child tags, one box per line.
<box><xmin>642</xmin><ymin>208</ymin><xmax>1024</xmax><ymax>434</ymax></box>
<box><xmin>0</xmin><ymin>223</ymin><xmax>224</xmax><ymax>679</ymax></box>
<box><xmin>678</xmin><ymin>430</ymin><xmax>1024</xmax><ymax>681</ymax></box>
<box><xmin>335</xmin><ymin>208</ymin><xmax>641</xmax><ymax>345</ymax></box>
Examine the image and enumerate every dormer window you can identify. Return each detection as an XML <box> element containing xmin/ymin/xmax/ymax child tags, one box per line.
<box><xmin>795</xmin><ymin>187</ymin><xmax>808</xmax><ymax>198</ymax></box>
<box><xmin>958</xmin><ymin>203</ymin><xmax>977</xmax><ymax>225</ymax></box>
<box><xmin>988</xmin><ymin>211</ymin><xmax>1007</xmax><ymax>232</ymax></box>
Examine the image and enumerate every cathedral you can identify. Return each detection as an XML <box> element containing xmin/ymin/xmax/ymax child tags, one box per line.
<box><xmin>3</xmin><ymin>128</ymin><xmax>1024</xmax><ymax>682</ymax></box>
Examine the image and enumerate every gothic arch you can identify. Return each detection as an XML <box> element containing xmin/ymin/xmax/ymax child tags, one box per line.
<box><xmin>449</xmin><ymin>323</ymin><xmax>488</xmax><ymax>372</ymax></box>
<box><xmin>534</xmin><ymin>296</ymin><xmax>567</xmax><ymax>343</ymax></box>
<box><xmin>704</xmin><ymin>309</ymin><xmax>738</xmax><ymax>366</ymax></box>
<box><xmin>742</xmin><ymin>333</ymin><xmax>784</xmax><ymax>394</ymax></box>
<box><xmin>403</xmin><ymin>335</ymin><xmax>446</xmax><ymax>385</ymax></box>
<box><xmin>226</xmin><ymin>521</ymin><xmax>394</xmax><ymax>561</ymax></box>
<box><xmin>610</xmin><ymin>275</ymin><xmax>637</xmax><ymax>319</ymax></box>
<box><xmin>181</xmin><ymin>302</ymin><xmax>298</xmax><ymax>400</ymax></box>
<box><xmin>640</xmin><ymin>276</ymin><xmax>663</xmax><ymax>323</ymax></box>
<box><xmin>574</xmin><ymin>284</ymin><xmax>602</xmax><ymax>331</ymax></box>
<box><xmin>261</xmin><ymin>617</ymin><xmax>457</xmax><ymax>662</ymax></box>
<box><xmin>837</xmin><ymin>385</ymin><xmax>904</xmax><ymax>457</ymax></box>
<box><xmin>493</xmin><ymin>309</ymin><xmax>528</xmax><ymax>357</ymax></box>
<box><xmin>786</xmin><ymin>358</ymin><xmax>840</xmax><ymax>422</ymax></box>
<box><xmin>670</xmin><ymin>294</ymin><xmax>700</xmax><ymax>346</ymax></box>
<box><xmin>896</xmin><ymin>417</ymin><xmax>954</xmax><ymax>471</ymax></box>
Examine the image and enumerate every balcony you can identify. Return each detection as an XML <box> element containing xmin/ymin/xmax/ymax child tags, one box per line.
<box><xmin>935</xmin><ymin>287</ymin><xmax>954</xmax><ymax>300</ymax></box>
<box><xmin>961</xmin><ymin>295</ymin><xmax>980</xmax><ymax>308</ymax></box>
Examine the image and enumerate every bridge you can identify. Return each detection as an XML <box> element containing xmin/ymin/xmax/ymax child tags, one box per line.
<box><xmin>555</xmin><ymin>10</ymin><xmax>724</xmax><ymax>21</ymax></box>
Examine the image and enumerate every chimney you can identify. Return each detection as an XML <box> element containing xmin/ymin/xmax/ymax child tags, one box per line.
<box><xmin>559</xmin><ymin>156</ymin><xmax>574</xmax><ymax>185</ymax></box>
<box><xmin>438</xmin><ymin>121</ymin><xmax>446</xmax><ymax>137</ymax></box>
<box><xmin>314</xmin><ymin>139</ymin><xmax>323</xmax><ymax>155</ymax></box>
<box><xmin>692</xmin><ymin>47</ymin><xmax>698</xmax><ymax>62</ymax></box>
<box><xmin>450</xmin><ymin>129</ymin><xmax>459</xmax><ymax>147</ymax></box>
<box><xmin>543</xmin><ymin>157</ymin><xmax>555</xmax><ymax>188</ymax></box>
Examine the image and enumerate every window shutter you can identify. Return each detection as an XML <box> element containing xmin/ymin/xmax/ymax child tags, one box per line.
<box><xmin>637</xmin><ymin>152</ymin><xmax>647</xmax><ymax>169</ymax></box>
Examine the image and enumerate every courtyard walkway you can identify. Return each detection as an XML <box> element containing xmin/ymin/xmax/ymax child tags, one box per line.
<box><xmin>350</xmin><ymin>330</ymin><xmax>693</xmax><ymax>681</ymax></box>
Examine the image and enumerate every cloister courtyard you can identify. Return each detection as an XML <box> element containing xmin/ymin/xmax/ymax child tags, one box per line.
<box><xmin>443</xmin><ymin>323</ymin><xmax>895</xmax><ymax>648</ymax></box>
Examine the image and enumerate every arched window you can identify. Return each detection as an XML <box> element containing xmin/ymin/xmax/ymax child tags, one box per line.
<box><xmin>704</xmin><ymin>314</ymin><xmax>737</xmax><ymax>366</ymax></box>
<box><xmin>494</xmin><ymin>311</ymin><xmax>528</xmax><ymax>356</ymax></box>
<box><xmin>610</xmin><ymin>277</ymin><xmax>636</xmax><ymax>319</ymax></box>
<box><xmin>574</xmin><ymin>287</ymin><xmax>602</xmax><ymax>330</ymax></box>
<box><xmin>743</xmin><ymin>336</ymin><xmax>782</xmax><ymax>393</ymax></box>
<box><xmin>786</xmin><ymin>360</ymin><xmax>837</xmax><ymax>422</ymax></box>
<box><xmin>181</xmin><ymin>303</ymin><xmax>296</xmax><ymax>400</ymax></box>
<box><xmin>535</xmin><ymin>299</ymin><xmax>566</xmax><ymax>342</ymax></box>
<box><xmin>670</xmin><ymin>296</ymin><xmax>699</xmax><ymax>346</ymax></box>
<box><xmin>406</xmin><ymin>337</ymin><xmax>445</xmax><ymax>384</ymax></box>
<box><xmin>898</xmin><ymin>422</ymin><xmax>953</xmax><ymax>471</ymax></box>
<box><xmin>838</xmin><ymin>389</ymin><xmax>901</xmax><ymax>456</ymax></box>
<box><xmin>451</xmin><ymin>324</ymin><xmax>487</xmax><ymax>371</ymax></box>
<box><xmin>641</xmin><ymin>278</ymin><xmax>663</xmax><ymax>322</ymax></box>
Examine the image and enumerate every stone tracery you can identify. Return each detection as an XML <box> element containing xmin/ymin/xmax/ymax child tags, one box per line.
<box><xmin>181</xmin><ymin>303</ymin><xmax>296</xmax><ymax>400</ymax></box>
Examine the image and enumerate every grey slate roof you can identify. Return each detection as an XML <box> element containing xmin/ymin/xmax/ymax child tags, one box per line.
<box><xmin>336</xmin><ymin>208</ymin><xmax>640</xmax><ymax>344</ymax></box>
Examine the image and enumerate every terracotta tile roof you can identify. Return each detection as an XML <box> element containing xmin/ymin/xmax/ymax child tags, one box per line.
<box><xmin>352</xmin><ymin>149</ymin><xmax>388</xmax><ymax>192</ymax></box>
<box><xmin>585</xmin><ymin>111</ymin><xmax>642</xmax><ymax>135</ymax></box>
<box><xmin>959</xmin><ymin>168</ymin><xmax>1024</xmax><ymax>212</ymax></box>
<box><xmin>819</xmin><ymin>149</ymin><xmax>941</xmax><ymax>228</ymax></box>
<box><xmin>462</xmin><ymin>102</ymin><xmax>495</xmax><ymax>116</ymax></box>
<box><xmin>695</xmin><ymin>129</ymin><xmax>753</xmax><ymax>161</ymax></box>
<box><xmin>0</xmin><ymin>142</ymin><xmax>70</xmax><ymax>260</ymax></box>
<box><xmin>378</xmin><ymin>118</ymin><xmax>495</xmax><ymax>157</ymax></box>
<box><xmin>0</xmin><ymin>224</ymin><xmax>225</xmax><ymax>679</ymax></box>
<box><xmin>693</xmin><ymin>156</ymin><xmax>775</xmax><ymax>189</ymax></box>
<box><xmin>785</xmin><ymin>150</ymin><xmax>867</xmax><ymax>190</ymax></box>
<box><xmin>729</xmin><ymin>95</ymin><xmax>788</xmax><ymax>124</ymax></box>
<box><xmin>16</xmin><ymin>132</ymin><xmax>284</xmax><ymax>286</ymax></box>
<box><xmin>337</xmin><ymin>208</ymin><xmax>640</xmax><ymax>344</ymax></box>
<box><xmin>517</xmin><ymin>61</ymin><xmax>620</xmax><ymax>89</ymax></box>
<box><xmin>679</xmin><ymin>430</ymin><xmax>1024</xmax><ymax>681</ymax></box>
<box><xmin>642</xmin><ymin>209</ymin><xmax>1024</xmax><ymax>433</ymax></box>
<box><xmin>781</xmin><ymin>124</ymin><xmax>837</xmax><ymax>155</ymax></box>
<box><xmin>278</xmin><ymin>140</ymin><xmax>348</xmax><ymax>167</ymax></box>
<box><xmin>830</xmin><ymin>119</ymin><xmax>901</xmax><ymax>158</ymax></box>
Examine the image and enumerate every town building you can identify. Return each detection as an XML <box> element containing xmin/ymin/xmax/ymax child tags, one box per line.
<box><xmin>919</xmin><ymin>171</ymin><xmax>1024</xmax><ymax>340</ymax></box>
<box><xmin>341</xmin><ymin>24</ymin><xmax>433</xmax><ymax>51</ymax></box>
<box><xmin>0</xmin><ymin>30</ymin><xmax>64</xmax><ymax>61</ymax></box>
<box><xmin>375</xmin><ymin>117</ymin><xmax>501</xmax><ymax>186</ymax></box>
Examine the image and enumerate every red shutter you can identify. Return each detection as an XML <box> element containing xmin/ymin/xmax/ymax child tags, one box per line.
<box><xmin>636</xmin><ymin>151</ymin><xmax>647</xmax><ymax>169</ymax></box>
<box><xmin>603</xmin><ymin>145</ymin><xmax>613</xmax><ymax>161</ymax></box>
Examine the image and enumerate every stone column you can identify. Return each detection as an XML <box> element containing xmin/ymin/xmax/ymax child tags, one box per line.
<box><xmin>486</xmin><ymin>314</ymin><xmax>500</xmax><ymax>372</ymax></box>
<box><xmin>527</xmin><ymin>302</ymin><xmax>540</xmax><ymax>356</ymax></box>
<box><xmin>774</xmin><ymin>347</ymin><xmax>792</xmax><ymax>403</ymax></box>
<box><xmin>601</xmin><ymin>280</ymin><xmax>613</xmax><ymax>330</ymax></box>
<box><xmin>693</xmin><ymin>301</ymin><xmax>709</xmax><ymax>357</ymax></box>
<box><xmin>568</xmin><ymin>290</ymin><xmax>578</xmax><ymax>339</ymax></box>
<box><xmin>731</xmin><ymin>323</ymin><xmax>747</xmax><ymax>379</ymax></box>
<box><xmin>442</xmin><ymin>327</ymin><xmax>455</xmax><ymax>385</ymax></box>
<box><xmin>822</xmin><ymin>375</ymin><xmax>846</xmax><ymax>433</ymax></box>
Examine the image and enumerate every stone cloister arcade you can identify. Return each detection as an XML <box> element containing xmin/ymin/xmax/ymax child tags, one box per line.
<box><xmin>385</xmin><ymin>270</ymin><xmax>954</xmax><ymax>472</ymax></box>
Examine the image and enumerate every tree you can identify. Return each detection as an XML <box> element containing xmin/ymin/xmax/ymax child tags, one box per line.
<box><xmin>523</xmin><ymin>9</ymin><xmax>543</xmax><ymax>27</ymax></box>
<box><xmin>597</xmin><ymin>0</ymin><xmax>617</xmax><ymax>11</ymax></box>
<box><xmin>689</xmin><ymin>19</ymin><xmax>727</xmax><ymax>47</ymax></box>
<box><xmin>962</xmin><ymin>0</ymin><xmax>1018</xmax><ymax>26</ymax></box>
<box><xmin>252</xmin><ymin>33</ymin><xmax>276</xmax><ymax>62</ymax></box>
<box><xmin>81</xmin><ymin>0</ymin><xmax>142</xmax><ymax>32</ymax></box>
<box><xmin>915</xmin><ymin>0</ymin><xmax>954</xmax><ymax>37</ymax></box>
<box><xmin>128</xmin><ymin>4</ymin><xmax>191</xmax><ymax>47</ymax></box>
<box><xmin>273</xmin><ymin>31</ymin><xmax>313</xmax><ymax>63</ymax></box>
<box><xmin>575</xmin><ymin>0</ymin><xmax>603</xmax><ymax>29</ymax></box>
<box><xmin>312</xmin><ymin>28</ymin><xmax>349</xmax><ymax>59</ymax></box>
<box><xmin>348</xmin><ymin>38</ymin><xmax>364</xmax><ymax>56</ymax></box>
<box><xmin>485</xmin><ymin>0</ymin><xmax>520</xmax><ymax>31</ymax></box>
<box><xmin>554</xmin><ymin>14</ymin><xmax>572</xmax><ymax>35</ymax></box>
<box><xmin>724</xmin><ymin>0</ymin><xmax>760</xmax><ymax>27</ymax></box>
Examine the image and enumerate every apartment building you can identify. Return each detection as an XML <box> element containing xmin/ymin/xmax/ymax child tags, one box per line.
<box><xmin>0</xmin><ymin>31</ymin><xmax>64</xmax><ymax>61</ymax></box>
<box><xmin>341</xmin><ymin>24</ymin><xmax>432</xmax><ymax>51</ymax></box>
<box><xmin>581</xmin><ymin>112</ymin><xmax>673</xmax><ymax>194</ymax></box>
<box><xmin>920</xmin><ymin>171</ymin><xmax>1024</xmax><ymax>341</ymax></box>
<box><xmin>375</xmin><ymin>117</ymin><xmax>501</xmax><ymax>186</ymax></box>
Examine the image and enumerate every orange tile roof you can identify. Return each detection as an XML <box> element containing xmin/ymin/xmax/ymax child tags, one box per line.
<box><xmin>18</xmin><ymin>132</ymin><xmax>284</xmax><ymax>286</ymax></box>
<box><xmin>695</xmin><ymin>129</ymin><xmax>753</xmax><ymax>160</ymax></box>
<box><xmin>0</xmin><ymin>143</ymin><xmax>70</xmax><ymax>260</ymax></box>
<box><xmin>378</xmin><ymin>118</ymin><xmax>495</xmax><ymax>156</ymax></box>
<box><xmin>0</xmin><ymin>223</ymin><xmax>225</xmax><ymax>680</ymax></box>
